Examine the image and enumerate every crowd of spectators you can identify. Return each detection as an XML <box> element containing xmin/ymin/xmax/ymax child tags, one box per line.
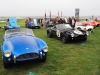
<box><xmin>25</xmin><ymin>16</ymin><xmax>99</xmax><ymax>29</ymax></box>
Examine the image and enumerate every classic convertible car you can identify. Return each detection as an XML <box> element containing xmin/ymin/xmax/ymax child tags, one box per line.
<box><xmin>75</xmin><ymin>22</ymin><xmax>94</xmax><ymax>34</ymax></box>
<box><xmin>1</xmin><ymin>28</ymin><xmax>48</xmax><ymax>68</ymax></box>
<box><xmin>26</xmin><ymin>18</ymin><xmax>40</xmax><ymax>29</ymax></box>
<box><xmin>4</xmin><ymin>18</ymin><xmax>20</xmax><ymax>31</ymax></box>
<box><xmin>47</xmin><ymin>24</ymin><xmax>88</xmax><ymax>43</ymax></box>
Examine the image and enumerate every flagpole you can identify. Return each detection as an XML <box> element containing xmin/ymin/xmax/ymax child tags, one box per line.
<box><xmin>45</xmin><ymin>10</ymin><xmax>46</xmax><ymax>20</ymax></box>
<box><xmin>61</xmin><ymin>11</ymin><xmax>62</xmax><ymax>18</ymax></box>
<box><xmin>50</xmin><ymin>10</ymin><xmax>51</xmax><ymax>19</ymax></box>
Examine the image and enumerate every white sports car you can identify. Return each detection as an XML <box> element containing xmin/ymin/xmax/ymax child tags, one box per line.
<box><xmin>75</xmin><ymin>22</ymin><xmax>94</xmax><ymax>34</ymax></box>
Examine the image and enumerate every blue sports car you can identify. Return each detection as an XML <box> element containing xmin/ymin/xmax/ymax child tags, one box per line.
<box><xmin>4</xmin><ymin>18</ymin><xmax>20</xmax><ymax>31</ymax></box>
<box><xmin>26</xmin><ymin>18</ymin><xmax>40</xmax><ymax>29</ymax></box>
<box><xmin>1</xmin><ymin>28</ymin><xmax>48</xmax><ymax>68</ymax></box>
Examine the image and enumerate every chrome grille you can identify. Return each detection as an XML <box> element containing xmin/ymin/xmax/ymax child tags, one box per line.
<box><xmin>16</xmin><ymin>53</ymin><xmax>39</xmax><ymax>60</ymax></box>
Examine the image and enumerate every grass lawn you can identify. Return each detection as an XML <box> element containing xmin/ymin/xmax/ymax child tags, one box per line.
<box><xmin>0</xmin><ymin>19</ymin><xmax>100</xmax><ymax>75</ymax></box>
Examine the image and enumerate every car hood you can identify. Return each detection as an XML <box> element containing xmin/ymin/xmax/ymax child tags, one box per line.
<box><xmin>9</xmin><ymin>36</ymin><xmax>40</xmax><ymax>56</ymax></box>
<box><xmin>59</xmin><ymin>28</ymin><xmax>84</xmax><ymax>35</ymax></box>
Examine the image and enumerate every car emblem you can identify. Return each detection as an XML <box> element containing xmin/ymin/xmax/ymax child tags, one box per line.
<box><xmin>26</xmin><ymin>48</ymin><xmax>29</xmax><ymax>49</ymax></box>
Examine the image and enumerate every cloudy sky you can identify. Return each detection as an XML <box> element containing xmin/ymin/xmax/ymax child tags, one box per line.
<box><xmin>0</xmin><ymin>0</ymin><xmax>100</xmax><ymax>17</ymax></box>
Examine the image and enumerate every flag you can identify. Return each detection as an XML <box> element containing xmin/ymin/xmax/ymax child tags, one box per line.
<box><xmin>50</xmin><ymin>11</ymin><xmax>51</xmax><ymax>19</ymax></box>
<box><xmin>58</xmin><ymin>11</ymin><xmax>59</xmax><ymax>17</ymax></box>
<box><xmin>61</xmin><ymin>11</ymin><xmax>62</xmax><ymax>17</ymax></box>
<box><xmin>44</xmin><ymin>10</ymin><xmax>46</xmax><ymax>19</ymax></box>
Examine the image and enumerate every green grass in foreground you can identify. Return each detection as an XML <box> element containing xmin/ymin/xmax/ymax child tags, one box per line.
<box><xmin>0</xmin><ymin>19</ymin><xmax>100</xmax><ymax>75</ymax></box>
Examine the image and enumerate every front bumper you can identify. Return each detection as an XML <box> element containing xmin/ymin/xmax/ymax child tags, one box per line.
<box><xmin>71</xmin><ymin>34</ymin><xmax>87</xmax><ymax>41</ymax></box>
<box><xmin>3</xmin><ymin>52</ymin><xmax>47</xmax><ymax>64</ymax></box>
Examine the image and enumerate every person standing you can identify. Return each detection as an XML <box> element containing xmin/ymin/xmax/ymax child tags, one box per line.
<box><xmin>70</xmin><ymin>16</ymin><xmax>76</xmax><ymax>28</ymax></box>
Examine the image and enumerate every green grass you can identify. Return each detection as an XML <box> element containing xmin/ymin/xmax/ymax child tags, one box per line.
<box><xmin>0</xmin><ymin>19</ymin><xmax>100</xmax><ymax>75</ymax></box>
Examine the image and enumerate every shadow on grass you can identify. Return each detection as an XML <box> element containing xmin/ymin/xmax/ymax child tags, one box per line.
<box><xmin>5</xmin><ymin>59</ymin><xmax>45</xmax><ymax>71</ymax></box>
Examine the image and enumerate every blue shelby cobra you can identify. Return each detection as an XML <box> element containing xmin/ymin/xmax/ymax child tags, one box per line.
<box><xmin>4</xmin><ymin>18</ymin><xmax>20</xmax><ymax>31</ymax></box>
<box><xmin>1</xmin><ymin>28</ymin><xmax>48</xmax><ymax>68</ymax></box>
<box><xmin>27</xmin><ymin>18</ymin><xmax>40</xmax><ymax>29</ymax></box>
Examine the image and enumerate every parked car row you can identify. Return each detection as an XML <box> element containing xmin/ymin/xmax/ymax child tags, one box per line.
<box><xmin>1</xmin><ymin>18</ymin><xmax>99</xmax><ymax>68</ymax></box>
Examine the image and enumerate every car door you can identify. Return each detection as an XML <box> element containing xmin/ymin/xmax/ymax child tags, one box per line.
<box><xmin>51</xmin><ymin>27</ymin><xmax>57</xmax><ymax>37</ymax></box>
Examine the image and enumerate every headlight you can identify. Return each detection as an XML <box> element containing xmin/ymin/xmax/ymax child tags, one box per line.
<box><xmin>43</xmin><ymin>46</ymin><xmax>48</xmax><ymax>52</ymax></box>
<box><xmin>86</xmin><ymin>31</ymin><xmax>89</xmax><ymax>35</ymax></box>
<box><xmin>71</xmin><ymin>33</ymin><xmax>74</xmax><ymax>37</ymax></box>
<box><xmin>74</xmin><ymin>30</ymin><xmax>83</xmax><ymax>34</ymax></box>
<box><xmin>84</xmin><ymin>28</ymin><xmax>86</xmax><ymax>30</ymax></box>
<box><xmin>4</xmin><ymin>50</ymin><xmax>11</xmax><ymax>58</ymax></box>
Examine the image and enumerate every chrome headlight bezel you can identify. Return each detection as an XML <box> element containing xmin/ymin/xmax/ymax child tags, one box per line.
<box><xmin>4</xmin><ymin>50</ymin><xmax>11</xmax><ymax>58</ymax></box>
<box><xmin>43</xmin><ymin>46</ymin><xmax>48</xmax><ymax>52</ymax></box>
<box><xmin>71</xmin><ymin>33</ymin><xmax>74</xmax><ymax>37</ymax></box>
<box><xmin>74</xmin><ymin>30</ymin><xmax>83</xmax><ymax>34</ymax></box>
<box><xmin>86</xmin><ymin>31</ymin><xmax>89</xmax><ymax>36</ymax></box>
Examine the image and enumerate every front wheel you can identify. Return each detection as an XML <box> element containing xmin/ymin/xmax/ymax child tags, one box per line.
<box><xmin>40</xmin><ymin>53</ymin><xmax>47</xmax><ymax>62</ymax></box>
<box><xmin>38</xmin><ymin>26</ymin><xmax>40</xmax><ymax>29</ymax></box>
<box><xmin>82</xmin><ymin>36</ymin><xmax>87</xmax><ymax>41</ymax></box>
<box><xmin>87</xmin><ymin>29</ymin><xmax>93</xmax><ymax>34</ymax></box>
<box><xmin>62</xmin><ymin>36</ymin><xmax>67</xmax><ymax>43</ymax></box>
<box><xmin>77</xmin><ymin>27</ymin><xmax>81</xmax><ymax>30</ymax></box>
<box><xmin>3</xmin><ymin>59</ymin><xmax>9</xmax><ymax>68</ymax></box>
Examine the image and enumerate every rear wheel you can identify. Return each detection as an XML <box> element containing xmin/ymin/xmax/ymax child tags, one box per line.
<box><xmin>47</xmin><ymin>32</ymin><xmax>52</xmax><ymax>38</ymax></box>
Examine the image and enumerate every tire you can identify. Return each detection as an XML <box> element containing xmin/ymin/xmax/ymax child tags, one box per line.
<box><xmin>91</xmin><ymin>30</ymin><xmax>93</xmax><ymax>33</ymax></box>
<box><xmin>62</xmin><ymin>36</ymin><xmax>67</xmax><ymax>43</ymax></box>
<box><xmin>62</xmin><ymin>35</ymin><xmax>70</xmax><ymax>44</ymax></box>
<box><xmin>41</xmin><ymin>57</ymin><xmax>47</xmax><ymax>62</ymax></box>
<box><xmin>82</xmin><ymin>36</ymin><xmax>87</xmax><ymax>41</ymax></box>
<box><xmin>94</xmin><ymin>26</ymin><xmax>96</xmax><ymax>29</ymax></box>
<box><xmin>88</xmin><ymin>29</ymin><xmax>93</xmax><ymax>34</ymax></box>
<box><xmin>47</xmin><ymin>32</ymin><xmax>52</xmax><ymax>38</ymax></box>
<box><xmin>3</xmin><ymin>59</ymin><xmax>9</xmax><ymax>68</ymax></box>
<box><xmin>4</xmin><ymin>26</ymin><xmax>7</xmax><ymax>31</ymax></box>
<box><xmin>40</xmin><ymin>53</ymin><xmax>47</xmax><ymax>62</ymax></box>
<box><xmin>77</xmin><ymin>27</ymin><xmax>81</xmax><ymax>30</ymax></box>
<box><xmin>96</xmin><ymin>24</ymin><xmax>99</xmax><ymax>27</ymax></box>
<box><xmin>38</xmin><ymin>26</ymin><xmax>40</xmax><ymax>29</ymax></box>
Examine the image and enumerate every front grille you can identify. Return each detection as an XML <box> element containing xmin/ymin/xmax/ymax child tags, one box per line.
<box><xmin>74</xmin><ymin>35</ymin><xmax>86</xmax><ymax>40</ymax></box>
<box><xmin>16</xmin><ymin>53</ymin><xmax>39</xmax><ymax>60</ymax></box>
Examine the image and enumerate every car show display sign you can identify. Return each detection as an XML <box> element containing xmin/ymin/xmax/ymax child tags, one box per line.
<box><xmin>75</xmin><ymin>8</ymin><xmax>79</xmax><ymax>19</ymax></box>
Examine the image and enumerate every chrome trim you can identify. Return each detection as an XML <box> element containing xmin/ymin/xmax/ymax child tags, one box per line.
<box><xmin>4</xmin><ymin>50</ymin><xmax>11</xmax><ymax>58</ymax></box>
<box><xmin>13</xmin><ymin>55</ymin><xmax>16</xmax><ymax>63</ymax></box>
<box><xmin>40</xmin><ymin>52</ymin><xmax>42</xmax><ymax>59</ymax></box>
<box><xmin>8</xmin><ymin>58</ymin><xmax>11</xmax><ymax>61</ymax></box>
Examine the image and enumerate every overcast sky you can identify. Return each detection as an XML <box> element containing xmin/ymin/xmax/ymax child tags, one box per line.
<box><xmin>0</xmin><ymin>0</ymin><xmax>100</xmax><ymax>17</ymax></box>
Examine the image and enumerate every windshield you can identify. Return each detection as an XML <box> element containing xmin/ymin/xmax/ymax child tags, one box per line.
<box><xmin>75</xmin><ymin>22</ymin><xmax>83</xmax><ymax>26</ymax></box>
<box><xmin>5</xmin><ymin>28</ymin><xmax>34</xmax><ymax>38</ymax></box>
<box><xmin>56</xmin><ymin>24</ymin><xmax>72</xmax><ymax>29</ymax></box>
